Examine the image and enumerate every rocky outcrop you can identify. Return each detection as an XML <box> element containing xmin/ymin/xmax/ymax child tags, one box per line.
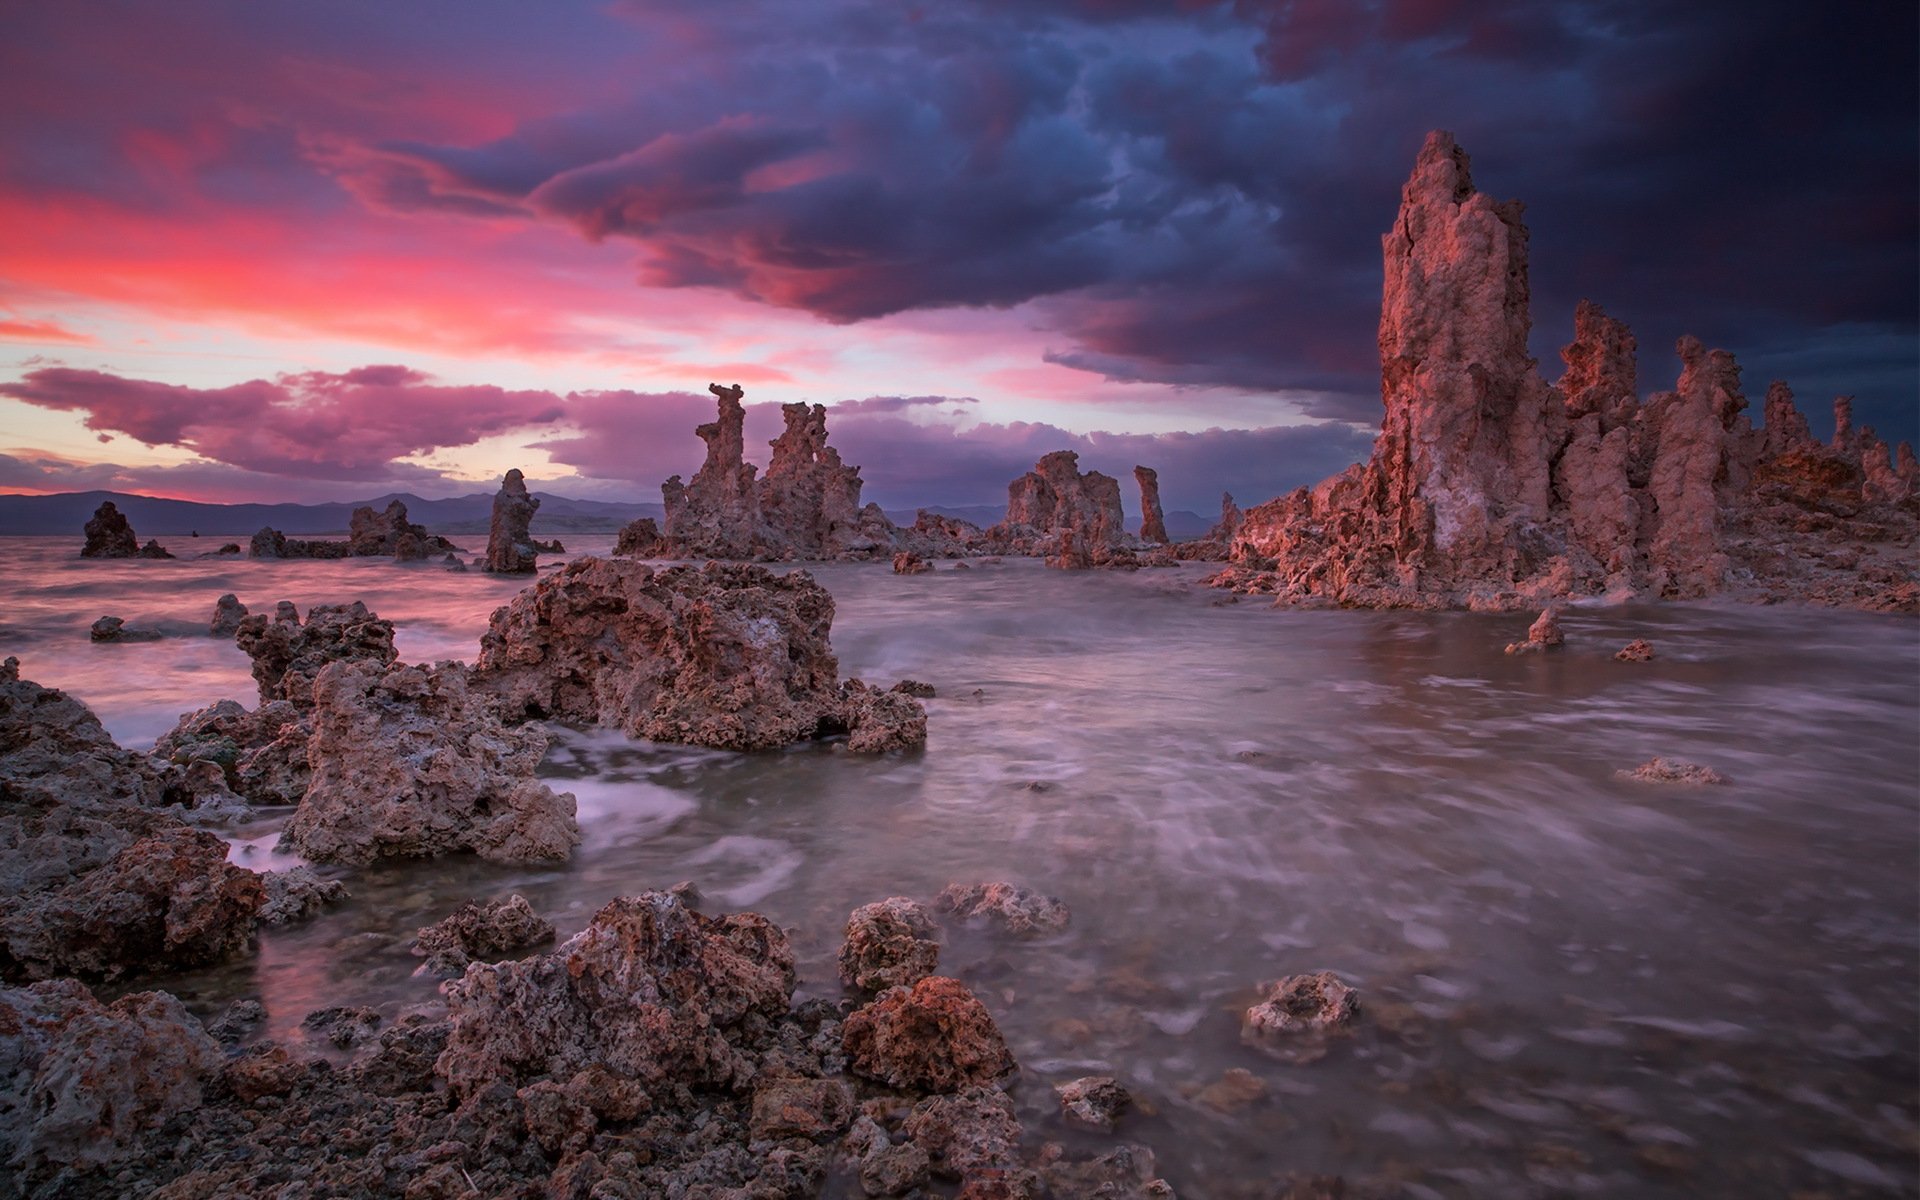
<box><xmin>842</xmin><ymin>975</ymin><xmax>1015</xmax><ymax>1093</ymax></box>
<box><xmin>280</xmin><ymin>659</ymin><xmax>579</xmax><ymax>865</ymax></box>
<box><xmin>1503</xmin><ymin>605</ymin><xmax>1564</xmax><ymax>655</ymax></box>
<box><xmin>893</xmin><ymin>550</ymin><xmax>931</xmax><ymax>575</ymax></box>
<box><xmin>207</xmin><ymin>594</ymin><xmax>247</xmax><ymax>637</ymax></box>
<box><xmin>412</xmin><ymin>894</ymin><xmax>556</xmax><ymax>976</ymax></box>
<box><xmin>840</xmin><ymin>897</ymin><xmax>942</xmax><ymax>992</ymax></box>
<box><xmin>249</xmin><ymin>525</ymin><xmax>350</xmax><ymax>559</ymax></box>
<box><xmin>1621</xmin><ymin>757</ymin><xmax>1727</xmax><ymax>785</ymax></box>
<box><xmin>1213</xmin><ymin>131</ymin><xmax>1919</xmax><ymax>611</ymax></box>
<box><xmin>89</xmin><ymin>615</ymin><xmax>160</xmax><ymax>642</ymax></box>
<box><xmin>79</xmin><ymin>501</ymin><xmax>140</xmax><ymax>558</ymax></box>
<box><xmin>1134</xmin><ymin>466</ymin><xmax>1168</xmax><ymax>543</ymax></box>
<box><xmin>612</xmin><ymin>516</ymin><xmax>664</xmax><ymax>557</ymax></box>
<box><xmin>473</xmin><ymin>556</ymin><xmax>927</xmax><ymax>753</ymax></box>
<box><xmin>0</xmin><ymin>979</ymin><xmax>223</xmax><ymax>1170</ymax></box>
<box><xmin>484</xmin><ymin>468</ymin><xmax>540</xmax><ymax>574</ymax></box>
<box><xmin>153</xmin><ymin>697</ymin><xmax>312</xmax><ymax>807</ymax></box>
<box><xmin>986</xmin><ymin>451</ymin><xmax>1141</xmax><ymax>569</ymax></box>
<box><xmin>251</xmin><ymin>501</ymin><xmax>453</xmax><ymax>562</ymax></box>
<box><xmin>1057</xmin><ymin>1075</ymin><xmax>1133</xmax><ymax>1131</ymax></box>
<box><xmin>1615</xmin><ymin>638</ymin><xmax>1656</xmax><ymax>662</ymax></box>
<box><xmin>0</xmin><ymin>658</ymin><xmax>265</xmax><ymax>982</ymax></box>
<box><xmin>234</xmin><ymin>600</ymin><xmax>397</xmax><ymax>708</ymax></box>
<box><xmin>258</xmin><ymin>866</ymin><xmax>349</xmax><ymax>925</ymax></box>
<box><xmin>137</xmin><ymin>538</ymin><xmax>173</xmax><ymax>559</ymax></box>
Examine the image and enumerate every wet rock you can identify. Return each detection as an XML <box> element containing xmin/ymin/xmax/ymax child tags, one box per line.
<box><xmin>208</xmin><ymin>593</ymin><xmax>248</xmax><ymax>637</ymax></box>
<box><xmin>1037</xmin><ymin>1142</ymin><xmax>1175</xmax><ymax>1198</ymax></box>
<box><xmin>937</xmin><ymin>882</ymin><xmax>1070</xmax><ymax>936</ymax></box>
<box><xmin>234</xmin><ymin>600</ymin><xmax>397</xmax><ymax>708</ymax></box>
<box><xmin>138</xmin><ymin>538</ymin><xmax>174</xmax><ymax>559</ymax></box>
<box><xmin>224</xmin><ymin>1043</ymin><xmax>312</xmax><ymax>1103</ymax></box>
<box><xmin>259</xmin><ymin>866</ymin><xmax>350</xmax><ymax>925</ymax></box>
<box><xmin>748</xmin><ymin>1075</ymin><xmax>856</xmax><ymax>1141</ymax></box>
<box><xmin>206</xmin><ymin>998</ymin><xmax>266</xmax><ymax>1044</ymax></box>
<box><xmin>0</xmin><ymin>978</ymin><xmax>222</xmax><ymax>1169</ymax></box>
<box><xmin>1504</xmin><ymin>605</ymin><xmax>1565</xmax><ymax>655</ymax></box>
<box><xmin>1621</xmin><ymin>757</ymin><xmax>1728</xmax><ymax>785</ymax></box>
<box><xmin>612</xmin><ymin>516</ymin><xmax>664</xmax><ymax>557</ymax></box>
<box><xmin>843</xmin><ymin>976</ymin><xmax>1015</xmax><ymax>1093</ymax></box>
<box><xmin>80</xmin><ymin>501</ymin><xmax>140</xmax><ymax>557</ymax></box>
<box><xmin>1244</xmin><ymin>972</ymin><xmax>1359</xmax><ymax>1061</ymax></box>
<box><xmin>1056</xmin><ymin>1075</ymin><xmax>1132</xmax><ymax>1131</ymax></box>
<box><xmin>484</xmin><ymin>468</ymin><xmax>541</xmax><ymax>574</ymax></box>
<box><xmin>840</xmin><ymin>897</ymin><xmax>942</xmax><ymax>992</ymax></box>
<box><xmin>1615</xmin><ymin>638</ymin><xmax>1656</xmax><ymax>662</ymax></box>
<box><xmin>1134</xmin><ymin>466</ymin><xmax>1169</xmax><ymax>544</ymax></box>
<box><xmin>987</xmin><ymin>451</ymin><xmax>1140</xmax><ymax>568</ymax></box>
<box><xmin>89</xmin><ymin>615</ymin><xmax>160</xmax><ymax>642</ymax></box>
<box><xmin>302</xmin><ymin>1005</ymin><xmax>382</xmax><ymax>1049</ymax></box>
<box><xmin>348</xmin><ymin>498</ymin><xmax>456</xmax><ymax>560</ymax></box>
<box><xmin>281</xmin><ymin>659</ymin><xmax>580</xmax><ymax>865</ymax></box>
<box><xmin>436</xmin><ymin>891</ymin><xmax>795</xmax><ymax>1099</ymax></box>
<box><xmin>891</xmin><ymin>679</ymin><xmax>937</xmax><ymax>699</ymax></box>
<box><xmin>153</xmin><ymin>697</ymin><xmax>311</xmax><ymax>807</ymax></box>
<box><xmin>858</xmin><ymin>1132</ymin><xmax>932</xmax><ymax>1195</ymax></box>
<box><xmin>893</xmin><ymin>550</ymin><xmax>932</xmax><ymax>575</ymax></box>
<box><xmin>900</xmin><ymin>1085</ymin><xmax>1024</xmax><ymax>1177</ymax></box>
<box><xmin>248</xmin><ymin>525</ymin><xmax>351</xmax><ymax>559</ymax></box>
<box><xmin>1189</xmin><ymin>1067</ymin><xmax>1267</xmax><ymax>1112</ymax></box>
<box><xmin>475</xmin><ymin>556</ymin><xmax>926</xmax><ymax>753</ymax></box>
<box><xmin>413</xmin><ymin>894</ymin><xmax>556</xmax><ymax>976</ymax></box>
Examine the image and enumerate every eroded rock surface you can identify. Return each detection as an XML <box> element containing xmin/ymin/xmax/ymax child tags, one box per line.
<box><xmin>474</xmin><ymin>556</ymin><xmax>926</xmax><ymax>753</ymax></box>
<box><xmin>79</xmin><ymin>501</ymin><xmax>139</xmax><ymax>558</ymax></box>
<box><xmin>1213</xmin><ymin>131</ymin><xmax>1919</xmax><ymax>611</ymax></box>
<box><xmin>1134</xmin><ymin>466</ymin><xmax>1169</xmax><ymax>544</ymax></box>
<box><xmin>234</xmin><ymin>600</ymin><xmax>397</xmax><ymax>708</ymax></box>
<box><xmin>1615</xmin><ymin>638</ymin><xmax>1656</xmax><ymax>662</ymax></box>
<box><xmin>413</xmin><ymin>894</ymin><xmax>556</xmax><ymax>976</ymax></box>
<box><xmin>1621</xmin><ymin>757</ymin><xmax>1727</xmax><ymax>785</ymax></box>
<box><xmin>259</xmin><ymin>866</ymin><xmax>349</xmax><ymax>926</ymax></box>
<box><xmin>281</xmin><ymin>659</ymin><xmax>579</xmax><ymax>865</ymax></box>
<box><xmin>840</xmin><ymin>897</ymin><xmax>941</xmax><ymax>992</ymax></box>
<box><xmin>937</xmin><ymin>882</ymin><xmax>1070</xmax><ymax>936</ymax></box>
<box><xmin>1244</xmin><ymin>971</ymin><xmax>1359</xmax><ymax>1062</ymax></box>
<box><xmin>843</xmin><ymin>975</ymin><xmax>1015</xmax><ymax>1093</ymax></box>
<box><xmin>986</xmin><ymin>451</ymin><xmax>1141</xmax><ymax>569</ymax></box>
<box><xmin>208</xmin><ymin>593</ymin><xmax>248</xmax><ymax>637</ymax></box>
<box><xmin>154</xmin><ymin>697</ymin><xmax>312</xmax><ymax>807</ymax></box>
<box><xmin>485</xmin><ymin>468</ymin><xmax>541</xmax><ymax>574</ymax></box>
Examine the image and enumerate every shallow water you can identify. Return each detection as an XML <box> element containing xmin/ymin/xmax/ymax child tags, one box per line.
<box><xmin>3</xmin><ymin>534</ymin><xmax>1917</xmax><ymax>1198</ymax></box>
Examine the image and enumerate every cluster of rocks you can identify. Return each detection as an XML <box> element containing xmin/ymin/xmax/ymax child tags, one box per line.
<box><xmin>980</xmin><ymin>451</ymin><xmax>1154</xmax><ymax>569</ymax></box>
<box><xmin>1211</xmin><ymin>131</ymin><xmax>1919</xmax><ymax>612</ymax></box>
<box><xmin>79</xmin><ymin>500</ymin><xmax>172</xmax><ymax>559</ymax></box>
<box><xmin>249</xmin><ymin>498</ymin><xmax>459</xmax><ymax>562</ymax></box>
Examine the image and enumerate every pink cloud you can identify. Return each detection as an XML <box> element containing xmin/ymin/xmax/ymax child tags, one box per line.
<box><xmin>0</xmin><ymin>319</ymin><xmax>93</xmax><ymax>345</ymax></box>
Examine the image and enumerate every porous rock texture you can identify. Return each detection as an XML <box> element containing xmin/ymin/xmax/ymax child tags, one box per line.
<box><xmin>413</xmin><ymin>893</ymin><xmax>556</xmax><ymax>977</ymax></box>
<box><xmin>1213</xmin><ymin>131</ymin><xmax>1919</xmax><ymax>612</ymax></box>
<box><xmin>473</xmin><ymin>556</ymin><xmax>928</xmax><ymax>753</ymax></box>
<box><xmin>985</xmin><ymin>450</ymin><xmax>1144</xmax><ymax>569</ymax></box>
<box><xmin>1615</xmin><ymin>638</ymin><xmax>1656</xmax><ymax>662</ymax></box>
<box><xmin>842</xmin><ymin>975</ymin><xmax>1015</xmax><ymax>1093</ymax></box>
<box><xmin>840</xmin><ymin>897</ymin><xmax>942</xmax><ymax>992</ymax></box>
<box><xmin>937</xmin><ymin>881</ymin><xmax>1070</xmax><ymax>936</ymax></box>
<box><xmin>78</xmin><ymin>501</ymin><xmax>139</xmax><ymax>558</ymax></box>
<box><xmin>279</xmin><ymin>659</ymin><xmax>579</xmax><ymax>865</ymax></box>
<box><xmin>0</xmin><ymin>658</ymin><xmax>265</xmax><ymax>982</ymax></box>
<box><xmin>258</xmin><ymin>866</ymin><xmax>349</xmax><ymax>926</ymax></box>
<box><xmin>234</xmin><ymin>599</ymin><xmax>397</xmax><ymax>708</ymax></box>
<box><xmin>207</xmin><ymin>593</ymin><xmax>247</xmax><ymax>637</ymax></box>
<box><xmin>1134</xmin><ymin>465</ymin><xmax>1169</xmax><ymax>543</ymax></box>
<box><xmin>153</xmin><ymin>697</ymin><xmax>312</xmax><ymax>807</ymax></box>
<box><xmin>1504</xmin><ymin>605</ymin><xmax>1564</xmax><ymax>655</ymax></box>
<box><xmin>1244</xmin><ymin>971</ymin><xmax>1360</xmax><ymax>1064</ymax></box>
<box><xmin>1621</xmin><ymin>757</ymin><xmax>1728</xmax><ymax>785</ymax></box>
<box><xmin>485</xmin><ymin>467</ymin><xmax>541</xmax><ymax>574</ymax></box>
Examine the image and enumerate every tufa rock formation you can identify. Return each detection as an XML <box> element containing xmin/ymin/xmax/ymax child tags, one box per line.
<box><xmin>412</xmin><ymin>894</ymin><xmax>556</xmax><ymax>977</ymax></box>
<box><xmin>473</xmin><ymin>556</ymin><xmax>928</xmax><ymax>753</ymax></box>
<box><xmin>234</xmin><ymin>600</ymin><xmax>397</xmax><ymax>708</ymax></box>
<box><xmin>484</xmin><ymin>468</ymin><xmax>540</xmax><ymax>574</ymax></box>
<box><xmin>207</xmin><ymin>593</ymin><xmax>248</xmax><ymax>637</ymax></box>
<box><xmin>251</xmin><ymin>499</ymin><xmax>454</xmax><ymax>562</ymax></box>
<box><xmin>79</xmin><ymin>501</ymin><xmax>141</xmax><ymax>558</ymax></box>
<box><xmin>1213</xmin><ymin>131</ymin><xmax>1919</xmax><ymax>611</ymax></box>
<box><xmin>840</xmin><ymin>897</ymin><xmax>942</xmax><ymax>992</ymax></box>
<box><xmin>1134</xmin><ymin>465</ymin><xmax>1169</xmax><ymax>543</ymax></box>
<box><xmin>986</xmin><ymin>451</ymin><xmax>1142</xmax><ymax>569</ymax></box>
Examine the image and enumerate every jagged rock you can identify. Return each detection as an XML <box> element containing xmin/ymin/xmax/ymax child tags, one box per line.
<box><xmin>474</xmin><ymin>556</ymin><xmax>926</xmax><ymax>753</ymax></box>
<box><xmin>937</xmin><ymin>882</ymin><xmax>1070</xmax><ymax>936</ymax></box>
<box><xmin>412</xmin><ymin>894</ymin><xmax>556</xmax><ymax>977</ymax></box>
<box><xmin>612</xmin><ymin>516</ymin><xmax>665</xmax><ymax>557</ymax></box>
<box><xmin>280</xmin><ymin>659</ymin><xmax>579</xmax><ymax>865</ymax></box>
<box><xmin>1615</xmin><ymin>639</ymin><xmax>1656</xmax><ymax>662</ymax></box>
<box><xmin>840</xmin><ymin>897</ymin><xmax>941</xmax><ymax>992</ymax></box>
<box><xmin>234</xmin><ymin>600</ymin><xmax>397</xmax><ymax>708</ymax></box>
<box><xmin>899</xmin><ymin>511</ymin><xmax>989</xmax><ymax>559</ymax></box>
<box><xmin>208</xmin><ymin>594</ymin><xmax>247</xmax><ymax>637</ymax></box>
<box><xmin>1134</xmin><ymin>466</ymin><xmax>1168</xmax><ymax>543</ymax></box>
<box><xmin>347</xmin><ymin>498</ymin><xmax>453</xmax><ymax>560</ymax></box>
<box><xmin>843</xmin><ymin>976</ymin><xmax>1015</xmax><ymax>1093</ymax></box>
<box><xmin>761</xmin><ymin>400</ymin><xmax>869</xmax><ymax>557</ymax></box>
<box><xmin>154</xmin><ymin>698</ymin><xmax>311</xmax><ymax>807</ymax></box>
<box><xmin>80</xmin><ymin>501</ymin><xmax>140</xmax><ymax>558</ymax></box>
<box><xmin>435</xmin><ymin>891</ymin><xmax>795</xmax><ymax>1099</ymax></box>
<box><xmin>893</xmin><ymin>550</ymin><xmax>932</xmax><ymax>575</ymax></box>
<box><xmin>1037</xmin><ymin>1143</ymin><xmax>1174</xmax><ymax>1199</ymax></box>
<box><xmin>248</xmin><ymin>526</ymin><xmax>351</xmax><ymax>559</ymax></box>
<box><xmin>986</xmin><ymin>451</ymin><xmax>1140</xmax><ymax>568</ymax></box>
<box><xmin>1056</xmin><ymin>1076</ymin><xmax>1132</xmax><ymax>1131</ymax></box>
<box><xmin>258</xmin><ymin>866</ymin><xmax>349</xmax><ymax>926</ymax></box>
<box><xmin>1503</xmin><ymin>605</ymin><xmax>1564</xmax><ymax>655</ymax></box>
<box><xmin>89</xmin><ymin>615</ymin><xmax>160</xmax><ymax>643</ymax></box>
<box><xmin>892</xmin><ymin>679</ymin><xmax>937</xmax><ymax>698</ymax></box>
<box><xmin>0</xmin><ymin>658</ymin><xmax>266</xmax><ymax>982</ymax></box>
<box><xmin>847</xmin><ymin>1115</ymin><xmax>934</xmax><ymax>1194</ymax></box>
<box><xmin>137</xmin><ymin>538</ymin><xmax>174</xmax><ymax>559</ymax></box>
<box><xmin>302</xmin><ymin>1005</ymin><xmax>382</xmax><ymax>1049</ymax></box>
<box><xmin>0</xmin><ymin>979</ymin><xmax>222</xmax><ymax>1170</ymax></box>
<box><xmin>748</xmin><ymin>1075</ymin><xmax>856</xmax><ymax>1141</ymax></box>
<box><xmin>1244</xmin><ymin>972</ymin><xmax>1359</xmax><ymax>1062</ymax></box>
<box><xmin>1621</xmin><ymin>757</ymin><xmax>1728</xmax><ymax>785</ymax></box>
<box><xmin>900</xmin><ymin>1086</ymin><xmax>1025</xmax><ymax>1178</ymax></box>
<box><xmin>485</xmin><ymin>469</ymin><xmax>540</xmax><ymax>574</ymax></box>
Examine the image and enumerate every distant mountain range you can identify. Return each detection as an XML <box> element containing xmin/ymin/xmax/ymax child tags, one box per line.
<box><xmin>0</xmin><ymin>490</ymin><xmax>1214</xmax><ymax>539</ymax></box>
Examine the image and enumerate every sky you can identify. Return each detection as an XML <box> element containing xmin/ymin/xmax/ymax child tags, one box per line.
<box><xmin>0</xmin><ymin>0</ymin><xmax>1913</xmax><ymax>513</ymax></box>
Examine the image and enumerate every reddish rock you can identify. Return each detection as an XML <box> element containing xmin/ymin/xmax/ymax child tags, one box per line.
<box><xmin>154</xmin><ymin>697</ymin><xmax>312</xmax><ymax>807</ymax></box>
<box><xmin>1244</xmin><ymin>972</ymin><xmax>1359</xmax><ymax>1062</ymax></box>
<box><xmin>748</xmin><ymin>1075</ymin><xmax>856</xmax><ymax>1141</ymax></box>
<box><xmin>79</xmin><ymin>501</ymin><xmax>141</xmax><ymax>558</ymax></box>
<box><xmin>843</xmin><ymin>976</ymin><xmax>1015</xmax><ymax>1093</ymax></box>
<box><xmin>234</xmin><ymin>601</ymin><xmax>397</xmax><ymax>708</ymax></box>
<box><xmin>281</xmin><ymin>660</ymin><xmax>579</xmax><ymax>865</ymax></box>
<box><xmin>483</xmin><ymin>468</ymin><xmax>540</xmax><ymax>574</ymax></box>
<box><xmin>839</xmin><ymin>897</ymin><xmax>941</xmax><ymax>992</ymax></box>
<box><xmin>833</xmin><ymin>679</ymin><xmax>930</xmax><ymax>753</ymax></box>
<box><xmin>259</xmin><ymin>866</ymin><xmax>349</xmax><ymax>926</ymax></box>
<box><xmin>0</xmin><ymin>979</ymin><xmax>222</xmax><ymax>1169</ymax></box>
<box><xmin>1621</xmin><ymin>757</ymin><xmax>1728</xmax><ymax>785</ymax></box>
<box><xmin>1503</xmin><ymin>605</ymin><xmax>1565</xmax><ymax>655</ymax></box>
<box><xmin>893</xmin><ymin>550</ymin><xmax>932</xmax><ymax>574</ymax></box>
<box><xmin>1615</xmin><ymin>639</ymin><xmax>1656</xmax><ymax>663</ymax></box>
<box><xmin>937</xmin><ymin>882</ymin><xmax>1070</xmax><ymax>936</ymax></box>
<box><xmin>1134</xmin><ymin>466</ymin><xmax>1169</xmax><ymax>543</ymax></box>
<box><xmin>347</xmin><ymin>499</ymin><xmax>452</xmax><ymax>560</ymax></box>
<box><xmin>900</xmin><ymin>1085</ymin><xmax>1025</xmax><ymax>1178</ymax></box>
<box><xmin>1055</xmin><ymin>1075</ymin><xmax>1132</xmax><ymax>1131</ymax></box>
<box><xmin>208</xmin><ymin>594</ymin><xmax>248</xmax><ymax>637</ymax></box>
<box><xmin>987</xmin><ymin>451</ymin><xmax>1139</xmax><ymax>568</ymax></box>
<box><xmin>413</xmin><ymin>894</ymin><xmax>556</xmax><ymax>977</ymax></box>
<box><xmin>612</xmin><ymin>516</ymin><xmax>664</xmax><ymax>557</ymax></box>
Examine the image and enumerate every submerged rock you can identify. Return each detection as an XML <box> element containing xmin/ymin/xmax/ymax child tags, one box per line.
<box><xmin>258</xmin><ymin>866</ymin><xmax>350</xmax><ymax>926</ymax></box>
<box><xmin>1056</xmin><ymin>1075</ymin><xmax>1133</xmax><ymax>1131</ymax></box>
<box><xmin>1504</xmin><ymin>605</ymin><xmax>1565</xmax><ymax>655</ymax></box>
<box><xmin>1615</xmin><ymin>638</ymin><xmax>1657</xmax><ymax>662</ymax></box>
<box><xmin>207</xmin><ymin>593</ymin><xmax>248</xmax><ymax>637</ymax></box>
<box><xmin>840</xmin><ymin>897</ymin><xmax>942</xmax><ymax>992</ymax></box>
<box><xmin>843</xmin><ymin>975</ymin><xmax>1015</xmax><ymax>1093</ymax></box>
<box><xmin>474</xmin><ymin>556</ymin><xmax>926</xmax><ymax>753</ymax></box>
<box><xmin>413</xmin><ymin>894</ymin><xmax>556</xmax><ymax>977</ymax></box>
<box><xmin>484</xmin><ymin>468</ymin><xmax>541</xmax><ymax>574</ymax></box>
<box><xmin>937</xmin><ymin>882</ymin><xmax>1070</xmax><ymax>936</ymax></box>
<box><xmin>1621</xmin><ymin>757</ymin><xmax>1728</xmax><ymax>785</ymax></box>
<box><xmin>137</xmin><ymin>538</ymin><xmax>173</xmax><ymax>559</ymax></box>
<box><xmin>80</xmin><ymin>501</ymin><xmax>140</xmax><ymax>558</ymax></box>
<box><xmin>88</xmin><ymin>615</ymin><xmax>160</xmax><ymax>643</ymax></box>
<box><xmin>234</xmin><ymin>600</ymin><xmax>397</xmax><ymax>708</ymax></box>
<box><xmin>281</xmin><ymin>659</ymin><xmax>579</xmax><ymax>865</ymax></box>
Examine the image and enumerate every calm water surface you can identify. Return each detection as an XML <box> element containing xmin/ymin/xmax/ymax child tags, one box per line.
<box><xmin>2</xmin><ymin>534</ymin><xmax>1916</xmax><ymax>1198</ymax></box>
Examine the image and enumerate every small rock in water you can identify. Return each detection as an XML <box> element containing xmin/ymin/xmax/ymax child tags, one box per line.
<box><xmin>893</xmin><ymin>550</ymin><xmax>932</xmax><ymax>575</ymax></box>
<box><xmin>1189</xmin><ymin>1067</ymin><xmax>1267</xmax><ymax>1112</ymax></box>
<box><xmin>1055</xmin><ymin>1075</ymin><xmax>1132</xmax><ymax>1130</ymax></box>
<box><xmin>1505</xmin><ymin>605</ymin><xmax>1565</xmax><ymax>655</ymax></box>
<box><xmin>208</xmin><ymin>594</ymin><xmax>248</xmax><ymax>637</ymax></box>
<box><xmin>89</xmin><ymin>615</ymin><xmax>160</xmax><ymax>642</ymax></box>
<box><xmin>1615</xmin><ymin>638</ymin><xmax>1656</xmax><ymax>662</ymax></box>
<box><xmin>891</xmin><ymin>678</ymin><xmax>937</xmax><ymax>698</ymax></box>
<box><xmin>1243</xmin><ymin>971</ymin><xmax>1360</xmax><ymax>1062</ymax></box>
<box><xmin>259</xmin><ymin>866</ymin><xmax>350</xmax><ymax>925</ymax></box>
<box><xmin>412</xmin><ymin>893</ymin><xmax>556</xmax><ymax>976</ymax></box>
<box><xmin>301</xmin><ymin>1005</ymin><xmax>382</xmax><ymax>1049</ymax></box>
<box><xmin>1621</xmin><ymin>757</ymin><xmax>1727</xmax><ymax>785</ymax></box>
<box><xmin>840</xmin><ymin>897</ymin><xmax>941</xmax><ymax>992</ymax></box>
<box><xmin>938</xmin><ymin>881</ymin><xmax>1070</xmax><ymax>936</ymax></box>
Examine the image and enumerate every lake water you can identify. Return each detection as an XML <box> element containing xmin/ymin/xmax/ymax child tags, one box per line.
<box><xmin>2</xmin><ymin>533</ymin><xmax>1916</xmax><ymax>1198</ymax></box>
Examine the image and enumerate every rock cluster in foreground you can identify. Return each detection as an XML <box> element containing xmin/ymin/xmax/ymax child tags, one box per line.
<box><xmin>1214</xmin><ymin>131</ymin><xmax>1918</xmax><ymax>611</ymax></box>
